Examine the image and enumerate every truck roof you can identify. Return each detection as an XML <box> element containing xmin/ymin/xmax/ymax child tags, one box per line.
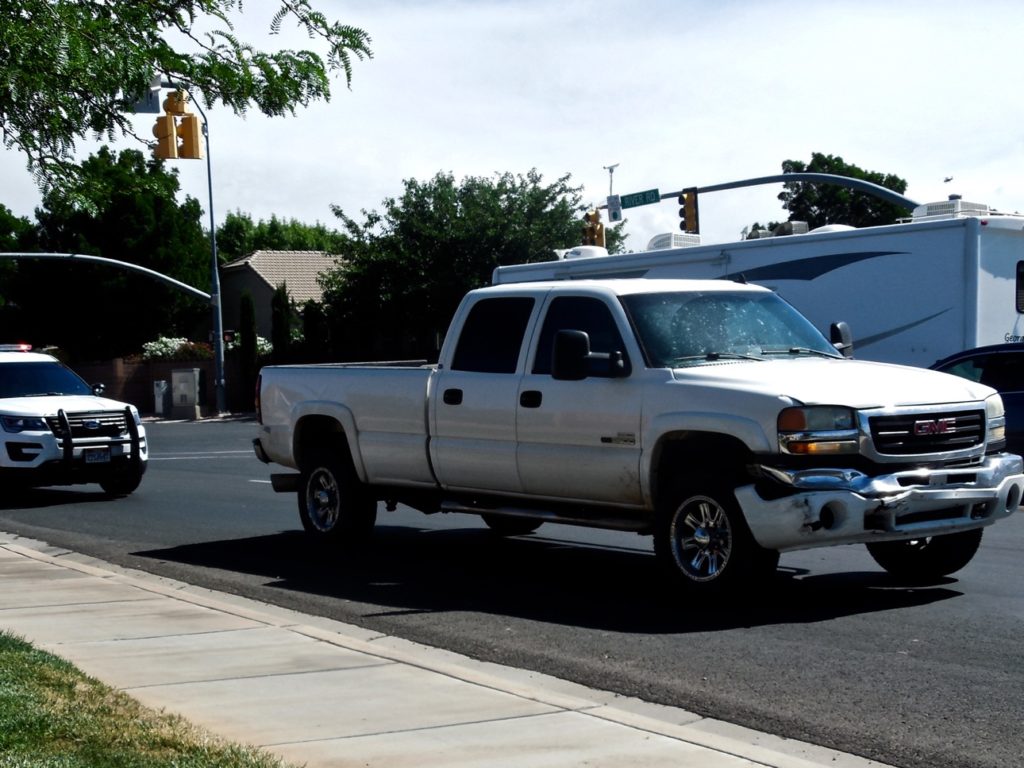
<box><xmin>474</xmin><ymin>277</ymin><xmax>770</xmax><ymax>298</ymax></box>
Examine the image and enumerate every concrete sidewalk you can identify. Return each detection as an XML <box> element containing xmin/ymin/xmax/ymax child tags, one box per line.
<box><xmin>0</xmin><ymin>531</ymin><xmax>891</xmax><ymax>768</ymax></box>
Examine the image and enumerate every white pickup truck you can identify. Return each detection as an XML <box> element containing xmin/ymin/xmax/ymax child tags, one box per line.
<box><xmin>0</xmin><ymin>345</ymin><xmax>147</xmax><ymax>495</ymax></box>
<box><xmin>253</xmin><ymin>279</ymin><xmax>1024</xmax><ymax>592</ymax></box>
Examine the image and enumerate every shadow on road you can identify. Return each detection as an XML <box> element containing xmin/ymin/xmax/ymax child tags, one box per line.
<box><xmin>134</xmin><ymin>523</ymin><xmax>961</xmax><ymax>634</ymax></box>
<box><xmin>0</xmin><ymin>487</ymin><xmax>113</xmax><ymax>509</ymax></box>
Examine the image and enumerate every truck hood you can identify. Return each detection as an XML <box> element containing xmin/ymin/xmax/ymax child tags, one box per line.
<box><xmin>673</xmin><ymin>357</ymin><xmax>995</xmax><ymax>409</ymax></box>
<box><xmin>0</xmin><ymin>395</ymin><xmax>135</xmax><ymax>418</ymax></box>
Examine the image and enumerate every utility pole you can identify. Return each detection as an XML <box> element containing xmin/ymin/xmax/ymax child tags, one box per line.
<box><xmin>603</xmin><ymin>163</ymin><xmax>619</xmax><ymax>196</ymax></box>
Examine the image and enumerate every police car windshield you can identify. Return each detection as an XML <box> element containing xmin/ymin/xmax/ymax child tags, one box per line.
<box><xmin>0</xmin><ymin>362</ymin><xmax>94</xmax><ymax>399</ymax></box>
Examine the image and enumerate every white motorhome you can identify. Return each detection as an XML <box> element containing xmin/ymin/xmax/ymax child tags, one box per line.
<box><xmin>494</xmin><ymin>197</ymin><xmax>1024</xmax><ymax>368</ymax></box>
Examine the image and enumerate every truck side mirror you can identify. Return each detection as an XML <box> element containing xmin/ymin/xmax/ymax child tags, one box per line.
<box><xmin>830</xmin><ymin>321</ymin><xmax>854</xmax><ymax>358</ymax></box>
<box><xmin>92</xmin><ymin>383</ymin><xmax>106</xmax><ymax>396</ymax></box>
<box><xmin>552</xmin><ymin>330</ymin><xmax>590</xmax><ymax>380</ymax></box>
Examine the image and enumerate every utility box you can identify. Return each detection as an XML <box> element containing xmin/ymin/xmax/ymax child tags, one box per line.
<box><xmin>153</xmin><ymin>379</ymin><xmax>170</xmax><ymax>416</ymax></box>
<box><xmin>171</xmin><ymin>368</ymin><xmax>202</xmax><ymax>420</ymax></box>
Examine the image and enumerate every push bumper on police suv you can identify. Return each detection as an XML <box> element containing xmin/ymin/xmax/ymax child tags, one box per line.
<box><xmin>738</xmin><ymin>453</ymin><xmax>1024</xmax><ymax>551</ymax></box>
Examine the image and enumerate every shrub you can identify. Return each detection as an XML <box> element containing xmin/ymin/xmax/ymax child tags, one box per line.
<box><xmin>226</xmin><ymin>335</ymin><xmax>272</xmax><ymax>357</ymax></box>
<box><xmin>141</xmin><ymin>337</ymin><xmax>213</xmax><ymax>361</ymax></box>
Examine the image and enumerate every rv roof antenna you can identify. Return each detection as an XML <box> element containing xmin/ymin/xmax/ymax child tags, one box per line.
<box><xmin>603</xmin><ymin>163</ymin><xmax>620</xmax><ymax>196</ymax></box>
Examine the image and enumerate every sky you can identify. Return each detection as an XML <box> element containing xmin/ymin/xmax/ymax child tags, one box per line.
<box><xmin>3</xmin><ymin>0</ymin><xmax>1024</xmax><ymax>251</ymax></box>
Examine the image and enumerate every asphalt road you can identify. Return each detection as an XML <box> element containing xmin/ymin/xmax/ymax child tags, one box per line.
<box><xmin>2</xmin><ymin>418</ymin><xmax>1023</xmax><ymax>768</ymax></box>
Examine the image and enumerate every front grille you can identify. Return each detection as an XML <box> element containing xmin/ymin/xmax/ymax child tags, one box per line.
<box><xmin>869</xmin><ymin>409</ymin><xmax>985</xmax><ymax>455</ymax></box>
<box><xmin>46</xmin><ymin>410</ymin><xmax>127</xmax><ymax>439</ymax></box>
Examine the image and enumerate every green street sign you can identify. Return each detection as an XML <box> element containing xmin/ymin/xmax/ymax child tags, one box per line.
<box><xmin>619</xmin><ymin>188</ymin><xmax>661</xmax><ymax>209</ymax></box>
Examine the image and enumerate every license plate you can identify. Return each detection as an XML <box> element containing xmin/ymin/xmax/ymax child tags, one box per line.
<box><xmin>84</xmin><ymin>447</ymin><xmax>111</xmax><ymax>464</ymax></box>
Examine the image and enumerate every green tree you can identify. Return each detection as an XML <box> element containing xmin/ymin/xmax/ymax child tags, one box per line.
<box><xmin>238</xmin><ymin>290</ymin><xmax>257</xmax><ymax>410</ymax></box>
<box><xmin>270</xmin><ymin>282</ymin><xmax>292</xmax><ymax>363</ymax></box>
<box><xmin>777</xmin><ymin>153</ymin><xmax>909</xmax><ymax>229</ymax></box>
<box><xmin>322</xmin><ymin>169</ymin><xmax>622</xmax><ymax>360</ymax></box>
<box><xmin>5</xmin><ymin>147</ymin><xmax>209</xmax><ymax>360</ymax></box>
<box><xmin>0</xmin><ymin>205</ymin><xmax>37</xmax><ymax>311</ymax></box>
<box><xmin>0</xmin><ymin>204</ymin><xmax>35</xmax><ymax>252</ymax></box>
<box><xmin>300</xmin><ymin>299</ymin><xmax>329</xmax><ymax>362</ymax></box>
<box><xmin>216</xmin><ymin>211</ymin><xmax>346</xmax><ymax>261</ymax></box>
<box><xmin>1</xmin><ymin>1</ymin><xmax>372</xmax><ymax>197</ymax></box>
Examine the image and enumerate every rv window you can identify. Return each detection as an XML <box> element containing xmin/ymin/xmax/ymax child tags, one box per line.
<box><xmin>1017</xmin><ymin>262</ymin><xmax>1024</xmax><ymax>314</ymax></box>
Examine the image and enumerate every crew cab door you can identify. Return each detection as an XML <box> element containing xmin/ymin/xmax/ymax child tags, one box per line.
<box><xmin>430</xmin><ymin>296</ymin><xmax>536</xmax><ymax>493</ymax></box>
<box><xmin>516</xmin><ymin>295</ymin><xmax>644</xmax><ymax>505</ymax></box>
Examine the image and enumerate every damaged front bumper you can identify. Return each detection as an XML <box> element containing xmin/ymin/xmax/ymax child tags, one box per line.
<box><xmin>737</xmin><ymin>453</ymin><xmax>1024</xmax><ymax>551</ymax></box>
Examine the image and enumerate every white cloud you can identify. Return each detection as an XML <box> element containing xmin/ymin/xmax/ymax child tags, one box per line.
<box><xmin>3</xmin><ymin>0</ymin><xmax>1024</xmax><ymax>249</ymax></box>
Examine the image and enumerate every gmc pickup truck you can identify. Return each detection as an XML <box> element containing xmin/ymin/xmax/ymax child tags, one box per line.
<box><xmin>253</xmin><ymin>279</ymin><xmax>1024</xmax><ymax>592</ymax></box>
<box><xmin>0</xmin><ymin>345</ymin><xmax>147</xmax><ymax>495</ymax></box>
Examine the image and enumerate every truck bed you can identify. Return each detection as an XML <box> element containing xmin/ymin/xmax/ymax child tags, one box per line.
<box><xmin>257</xmin><ymin>363</ymin><xmax>437</xmax><ymax>487</ymax></box>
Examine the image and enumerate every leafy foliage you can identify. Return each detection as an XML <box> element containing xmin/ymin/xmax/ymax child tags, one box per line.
<box><xmin>777</xmin><ymin>153</ymin><xmax>909</xmax><ymax>228</ymax></box>
<box><xmin>216</xmin><ymin>211</ymin><xmax>345</xmax><ymax>261</ymax></box>
<box><xmin>0</xmin><ymin>204</ymin><xmax>36</xmax><ymax>251</ymax></box>
<box><xmin>141</xmin><ymin>337</ymin><xmax>213</xmax><ymax>361</ymax></box>
<box><xmin>0</xmin><ymin>204</ymin><xmax>37</xmax><ymax>307</ymax></box>
<box><xmin>321</xmin><ymin>169</ymin><xmax>622</xmax><ymax>360</ymax></box>
<box><xmin>1</xmin><ymin>147</ymin><xmax>210</xmax><ymax>361</ymax></box>
<box><xmin>270</xmin><ymin>282</ymin><xmax>292</xmax><ymax>362</ymax></box>
<box><xmin>299</xmin><ymin>298</ymin><xmax>329</xmax><ymax>361</ymax></box>
<box><xmin>0</xmin><ymin>1</ymin><xmax>372</xmax><ymax>198</ymax></box>
<box><xmin>238</xmin><ymin>290</ymin><xmax>258</xmax><ymax>402</ymax></box>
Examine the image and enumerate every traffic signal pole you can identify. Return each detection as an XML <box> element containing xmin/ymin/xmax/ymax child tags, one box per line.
<box><xmin>598</xmin><ymin>173</ymin><xmax>921</xmax><ymax>238</ymax></box>
<box><xmin>188</xmin><ymin>96</ymin><xmax>227</xmax><ymax>416</ymax></box>
<box><xmin>152</xmin><ymin>86</ymin><xmax>226</xmax><ymax>415</ymax></box>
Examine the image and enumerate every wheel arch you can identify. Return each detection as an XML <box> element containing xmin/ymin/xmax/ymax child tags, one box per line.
<box><xmin>649</xmin><ymin>430</ymin><xmax>756</xmax><ymax>509</ymax></box>
<box><xmin>292</xmin><ymin>410</ymin><xmax>365</xmax><ymax>480</ymax></box>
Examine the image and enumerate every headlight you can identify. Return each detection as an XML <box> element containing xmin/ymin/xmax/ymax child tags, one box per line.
<box><xmin>985</xmin><ymin>394</ymin><xmax>1007</xmax><ymax>451</ymax></box>
<box><xmin>777</xmin><ymin>406</ymin><xmax>859</xmax><ymax>455</ymax></box>
<box><xmin>1</xmin><ymin>415</ymin><xmax>49</xmax><ymax>433</ymax></box>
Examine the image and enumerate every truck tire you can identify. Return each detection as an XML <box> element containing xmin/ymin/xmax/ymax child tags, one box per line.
<box><xmin>99</xmin><ymin>466</ymin><xmax>143</xmax><ymax>497</ymax></box>
<box><xmin>480</xmin><ymin>513</ymin><xmax>543</xmax><ymax>536</ymax></box>
<box><xmin>866</xmin><ymin>529</ymin><xmax>983</xmax><ymax>580</ymax></box>
<box><xmin>297</xmin><ymin>452</ymin><xmax>377</xmax><ymax>542</ymax></box>
<box><xmin>654</xmin><ymin>483</ymin><xmax>779</xmax><ymax>593</ymax></box>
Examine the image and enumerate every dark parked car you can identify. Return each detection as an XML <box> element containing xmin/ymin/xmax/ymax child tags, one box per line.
<box><xmin>931</xmin><ymin>343</ymin><xmax>1024</xmax><ymax>455</ymax></box>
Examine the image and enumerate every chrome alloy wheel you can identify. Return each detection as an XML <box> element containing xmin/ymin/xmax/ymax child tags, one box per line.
<box><xmin>305</xmin><ymin>467</ymin><xmax>340</xmax><ymax>532</ymax></box>
<box><xmin>670</xmin><ymin>495</ymin><xmax>734</xmax><ymax>582</ymax></box>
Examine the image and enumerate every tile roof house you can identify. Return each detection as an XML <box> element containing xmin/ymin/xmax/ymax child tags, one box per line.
<box><xmin>219</xmin><ymin>250</ymin><xmax>338</xmax><ymax>337</ymax></box>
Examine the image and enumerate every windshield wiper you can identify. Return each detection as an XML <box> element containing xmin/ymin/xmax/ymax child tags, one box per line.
<box><xmin>669</xmin><ymin>351</ymin><xmax>764</xmax><ymax>364</ymax></box>
<box><xmin>760</xmin><ymin>347</ymin><xmax>840</xmax><ymax>359</ymax></box>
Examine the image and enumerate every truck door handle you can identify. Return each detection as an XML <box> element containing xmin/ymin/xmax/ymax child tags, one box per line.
<box><xmin>520</xmin><ymin>390</ymin><xmax>542</xmax><ymax>408</ymax></box>
<box><xmin>443</xmin><ymin>388</ymin><xmax>463</xmax><ymax>405</ymax></box>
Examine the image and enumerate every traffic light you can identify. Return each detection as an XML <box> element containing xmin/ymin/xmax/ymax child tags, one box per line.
<box><xmin>581</xmin><ymin>210</ymin><xmax>605</xmax><ymax>247</ymax></box>
<box><xmin>678</xmin><ymin>188</ymin><xmax>700</xmax><ymax>234</ymax></box>
<box><xmin>177</xmin><ymin>114</ymin><xmax>203</xmax><ymax>159</ymax></box>
<box><xmin>152</xmin><ymin>90</ymin><xmax>203</xmax><ymax>160</ymax></box>
<box><xmin>162</xmin><ymin>90</ymin><xmax>189</xmax><ymax>115</ymax></box>
<box><xmin>152</xmin><ymin>114</ymin><xmax>178</xmax><ymax>159</ymax></box>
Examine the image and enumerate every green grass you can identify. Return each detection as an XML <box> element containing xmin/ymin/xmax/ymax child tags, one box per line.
<box><xmin>0</xmin><ymin>632</ymin><xmax>295</xmax><ymax>768</ymax></box>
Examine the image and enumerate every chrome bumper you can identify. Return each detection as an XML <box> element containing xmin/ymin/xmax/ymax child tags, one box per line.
<box><xmin>738</xmin><ymin>453</ymin><xmax>1024</xmax><ymax>551</ymax></box>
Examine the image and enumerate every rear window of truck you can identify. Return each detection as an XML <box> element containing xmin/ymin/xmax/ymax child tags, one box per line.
<box><xmin>451</xmin><ymin>297</ymin><xmax>535</xmax><ymax>374</ymax></box>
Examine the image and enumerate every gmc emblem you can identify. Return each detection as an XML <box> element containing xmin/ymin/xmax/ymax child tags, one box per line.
<box><xmin>913</xmin><ymin>417</ymin><xmax>957</xmax><ymax>436</ymax></box>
